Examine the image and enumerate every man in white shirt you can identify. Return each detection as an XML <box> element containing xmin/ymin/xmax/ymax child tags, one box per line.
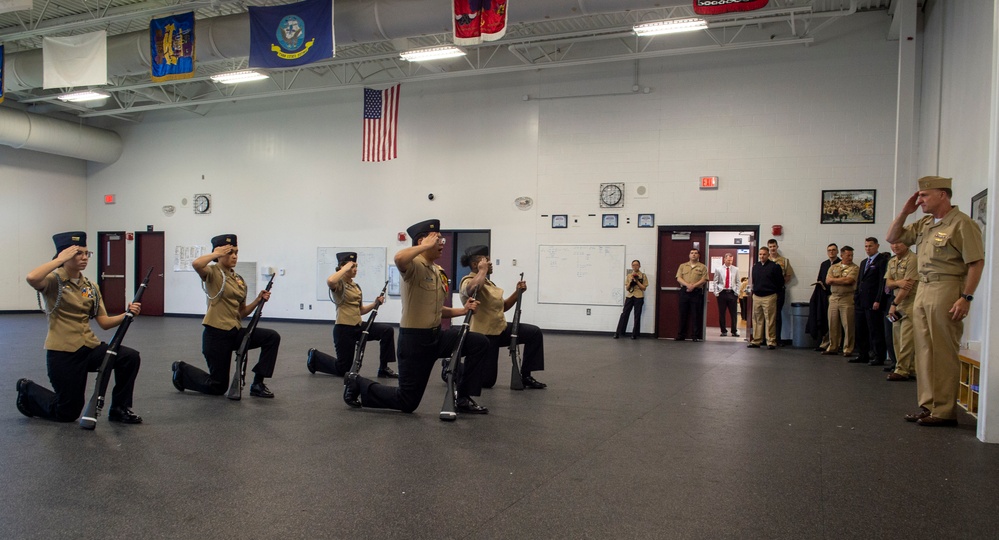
<box><xmin>712</xmin><ymin>253</ymin><xmax>740</xmax><ymax>337</ymax></box>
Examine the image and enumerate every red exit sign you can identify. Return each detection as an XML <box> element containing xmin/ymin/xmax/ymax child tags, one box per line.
<box><xmin>700</xmin><ymin>176</ymin><xmax>718</xmax><ymax>189</ymax></box>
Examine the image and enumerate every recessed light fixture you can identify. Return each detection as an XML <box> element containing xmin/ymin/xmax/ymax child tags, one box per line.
<box><xmin>633</xmin><ymin>18</ymin><xmax>708</xmax><ymax>36</ymax></box>
<box><xmin>57</xmin><ymin>90</ymin><xmax>110</xmax><ymax>102</ymax></box>
<box><xmin>400</xmin><ymin>46</ymin><xmax>466</xmax><ymax>62</ymax></box>
<box><xmin>210</xmin><ymin>70</ymin><xmax>269</xmax><ymax>84</ymax></box>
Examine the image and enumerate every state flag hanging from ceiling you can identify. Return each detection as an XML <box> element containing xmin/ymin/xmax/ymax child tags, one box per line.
<box><xmin>453</xmin><ymin>0</ymin><xmax>507</xmax><ymax>46</ymax></box>
<box><xmin>249</xmin><ymin>0</ymin><xmax>334</xmax><ymax>69</ymax></box>
<box><xmin>42</xmin><ymin>30</ymin><xmax>108</xmax><ymax>89</ymax></box>
<box><xmin>693</xmin><ymin>0</ymin><xmax>769</xmax><ymax>15</ymax></box>
<box><xmin>150</xmin><ymin>12</ymin><xmax>196</xmax><ymax>82</ymax></box>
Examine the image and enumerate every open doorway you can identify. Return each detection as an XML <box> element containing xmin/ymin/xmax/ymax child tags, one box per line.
<box><xmin>704</xmin><ymin>231</ymin><xmax>757</xmax><ymax>342</ymax></box>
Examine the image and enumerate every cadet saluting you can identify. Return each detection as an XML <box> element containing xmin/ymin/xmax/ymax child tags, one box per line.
<box><xmin>171</xmin><ymin>234</ymin><xmax>281</xmax><ymax>399</ymax></box>
<box><xmin>16</xmin><ymin>232</ymin><xmax>142</xmax><ymax>424</ymax></box>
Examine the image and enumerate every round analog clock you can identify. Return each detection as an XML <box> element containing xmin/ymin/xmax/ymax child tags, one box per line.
<box><xmin>599</xmin><ymin>183</ymin><xmax>624</xmax><ymax>208</ymax></box>
<box><xmin>193</xmin><ymin>193</ymin><xmax>211</xmax><ymax>214</ymax></box>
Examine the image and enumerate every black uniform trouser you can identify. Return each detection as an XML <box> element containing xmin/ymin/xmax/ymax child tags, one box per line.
<box><xmin>357</xmin><ymin>327</ymin><xmax>487</xmax><ymax>413</ymax></box>
<box><xmin>678</xmin><ymin>289</ymin><xmax>704</xmax><ymax>339</ymax></box>
<box><xmin>482</xmin><ymin>323</ymin><xmax>544</xmax><ymax>388</ymax></box>
<box><xmin>775</xmin><ymin>288</ymin><xmax>786</xmax><ymax>342</ymax></box>
<box><xmin>175</xmin><ymin>325</ymin><xmax>280</xmax><ymax>395</ymax></box>
<box><xmin>717</xmin><ymin>290</ymin><xmax>738</xmax><ymax>333</ymax></box>
<box><xmin>20</xmin><ymin>344</ymin><xmax>140</xmax><ymax>422</ymax></box>
<box><xmin>863</xmin><ymin>307</ymin><xmax>888</xmax><ymax>363</ymax></box>
<box><xmin>312</xmin><ymin>323</ymin><xmax>396</xmax><ymax>376</ymax></box>
<box><xmin>616</xmin><ymin>296</ymin><xmax>644</xmax><ymax>337</ymax></box>
<box><xmin>740</xmin><ymin>296</ymin><xmax>748</xmax><ymax>321</ymax></box>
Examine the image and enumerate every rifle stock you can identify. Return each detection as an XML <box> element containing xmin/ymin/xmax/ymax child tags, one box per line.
<box><xmin>226</xmin><ymin>274</ymin><xmax>275</xmax><ymax>400</ymax></box>
<box><xmin>347</xmin><ymin>280</ymin><xmax>390</xmax><ymax>379</ymax></box>
<box><xmin>441</xmin><ymin>288</ymin><xmax>476</xmax><ymax>421</ymax></box>
<box><xmin>80</xmin><ymin>266</ymin><xmax>154</xmax><ymax>430</ymax></box>
<box><xmin>509</xmin><ymin>272</ymin><xmax>525</xmax><ymax>390</ymax></box>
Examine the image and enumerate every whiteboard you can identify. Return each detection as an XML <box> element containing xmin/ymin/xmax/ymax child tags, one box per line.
<box><xmin>317</xmin><ymin>247</ymin><xmax>387</xmax><ymax>302</ymax></box>
<box><xmin>538</xmin><ymin>245</ymin><xmax>627</xmax><ymax>306</ymax></box>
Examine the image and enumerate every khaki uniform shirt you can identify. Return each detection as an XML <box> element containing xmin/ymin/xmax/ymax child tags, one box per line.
<box><xmin>885</xmin><ymin>251</ymin><xmax>918</xmax><ymax>308</ymax></box>
<box><xmin>332</xmin><ymin>280</ymin><xmax>363</xmax><ymax>326</ymax></box>
<box><xmin>897</xmin><ymin>206</ymin><xmax>985</xmax><ymax>279</ymax></box>
<box><xmin>624</xmin><ymin>271</ymin><xmax>649</xmax><ymax>299</ymax></box>
<box><xmin>202</xmin><ymin>264</ymin><xmax>246</xmax><ymax>330</ymax></box>
<box><xmin>676</xmin><ymin>262</ymin><xmax>707</xmax><ymax>289</ymax></box>
<box><xmin>828</xmin><ymin>263</ymin><xmax>859</xmax><ymax>298</ymax></box>
<box><xmin>459</xmin><ymin>274</ymin><xmax>508</xmax><ymax>335</ymax></box>
<box><xmin>400</xmin><ymin>256</ymin><xmax>447</xmax><ymax>329</ymax></box>
<box><xmin>772</xmin><ymin>254</ymin><xmax>794</xmax><ymax>283</ymax></box>
<box><xmin>40</xmin><ymin>268</ymin><xmax>107</xmax><ymax>352</ymax></box>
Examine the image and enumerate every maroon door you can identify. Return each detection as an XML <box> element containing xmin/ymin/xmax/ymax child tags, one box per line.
<box><xmin>655</xmin><ymin>229</ymin><xmax>707</xmax><ymax>339</ymax></box>
<box><xmin>97</xmin><ymin>231</ymin><xmax>126</xmax><ymax>315</ymax></box>
<box><xmin>135</xmin><ymin>232</ymin><xmax>165</xmax><ymax>316</ymax></box>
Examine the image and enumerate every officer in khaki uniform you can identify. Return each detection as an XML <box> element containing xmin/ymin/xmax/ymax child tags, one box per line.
<box><xmin>887</xmin><ymin>176</ymin><xmax>984</xmax><ymax>427</ymax></box>
<box><xmin>676</xmin><ymin>249</ymin><xmax>708</xmax><ymax>341</ymax></box>
<box><xmin>16</xmin><ymin>232</ymin><xmax>143</xmax><ymax>424</ymax></box>
<box><xmin>768</xmin><ymin>239</ymin><xmax>795</xmax><ymax>344</ymax></box>
<box><xmin>885</xmin><ymin>242</ymin><xmax>918</xmax><ymax>381</ymax></box>
<box><xmin>823</xmin><ymin>246</ymin><xmax>859</xmax><ymax>356</ymax></box>
<box><xmin>343</xmin><ymin>219</ymin><xmax>490</xmax><ymax>415</ymax></box>
<box><xmin>615</xmin><ymin>260</ymin><xmax>649</xmax><ymax>339</ymax></box>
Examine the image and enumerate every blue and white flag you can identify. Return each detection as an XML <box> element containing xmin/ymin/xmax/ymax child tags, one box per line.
<box><xmin>150</xmin><ymin>12</ymin><xmax>195</xmax><ymax>82</ymax></box>
<box><xmin>249</xmin><ymin>0</ymin><xmax>334</xmax><ymax>69</ymax></box>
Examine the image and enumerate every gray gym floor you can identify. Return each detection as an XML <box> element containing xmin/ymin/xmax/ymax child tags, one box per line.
<box><xmin>1</xmin><ymin>313</ymin><xmax>997</xmax><ymax>539</ymax></box>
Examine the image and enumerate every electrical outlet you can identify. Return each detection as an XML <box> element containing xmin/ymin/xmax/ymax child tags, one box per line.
<box><xmin>586</xmin><ymin>308</ymin><xmax>591</xmax><ymax>315</ymax></box>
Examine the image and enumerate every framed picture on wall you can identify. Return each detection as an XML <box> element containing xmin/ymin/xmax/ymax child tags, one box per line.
<box><xmin>602</xmin><ymin>214</ymin><xmax>618</xmax><ymax>228</ymax></box>
<box><xmin>972</xmin><ymin>189</ymin><xmax>987</xmax><ymax>242</ymax></box>
<box><xmin>821</xmin><ymin>189</ymin><xmax>876</xmax><ymax>224</ymax></box>
<box><xmin>638</xmin><ymin>214</ymin><xmax>655</xmax><ymax>228</ymax></box>
<box><xmin>552</xmin><ymin>214</ymin><xmax>568</xmax><ymax>229</ymax></box>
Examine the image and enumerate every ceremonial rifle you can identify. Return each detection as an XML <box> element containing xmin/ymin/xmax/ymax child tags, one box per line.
<box><xmin>440</xmin><ymin>288</ymin><xmax>476</xmax><ymax>422</ymax></box>
<box><xmin>226</xmin><ymin>274</ymin><xmax>275</xmax><ymax>400</ymax></box>
<box><xmin>346</xmin><ymin>280</ymin><xmax>390</xmax><ymax>378</ymax></box>
<box><xmin>508</xmin><ymin>272</ymin><xmax>526</xmax><ymax>390</ymax></box>
<box><xmin>80</xmin><ymin>267</ymin><xmax>153</xmax><ymax>430</ymax></box>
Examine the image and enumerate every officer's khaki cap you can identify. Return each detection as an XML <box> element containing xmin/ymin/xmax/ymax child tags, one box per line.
<box><xmin>918</xmin><ymin>176</ymin><xmax>952</xmax><ymax>190</ymax></box>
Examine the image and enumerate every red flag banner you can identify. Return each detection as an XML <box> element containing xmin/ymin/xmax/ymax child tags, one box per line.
<box><xmin>693</xmin><ymin>0</ymin><xmax>768</xmax><ymax>15</ymax></box>
<box><xmin>362</xmin><ymin>84</ymin><xmax>400</xmax><ymax>162</ymax></box>
<box><xmin>453</xmin><ymin>0</ymin><xmax>507</xmax><ymax>46</ymax></box>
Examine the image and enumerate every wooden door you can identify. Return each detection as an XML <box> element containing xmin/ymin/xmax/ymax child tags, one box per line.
<box><xmin>135</xmin><ymin>231</ymin><xmax>165</xmax><ymax>316</ymax></box>
<box><xmin>97</xmin><ymin>231</ymin><xmax>126</xmax><ymax>315</ymax></box>
<box><xmin>655</xmin><ymin>229</ymin><xmax>707</xmax><ymax>339</ymax></box>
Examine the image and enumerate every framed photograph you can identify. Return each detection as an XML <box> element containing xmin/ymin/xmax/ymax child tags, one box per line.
<box><xmin>602</xmin><ymin>214</ymin><xmax>619</xmax><ymax>228</ymax></box>
<box><xmin>972</xmin><ymin>189</ymin><xmax>987</xmax><ymax>241</ymax></box>
<box><xmin>552</xmin><ymin>214</ymin><xmax>568</xmax><ymax>229</ymax></box>
<box><xmin>637</xmin><ymin>214</ymin><xmax>655</xmax><ymax>228</ymax></box>
<box><xmin>821</xmin><ymin>189</ymin><xmax>876</xmax><ymax>224</ymax></box>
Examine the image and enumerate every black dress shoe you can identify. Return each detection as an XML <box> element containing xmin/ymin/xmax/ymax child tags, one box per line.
<box><xmin>108</xmin><ymin>407</ymin><xmax>142</xmax><ymax>424</ymax></box>
<box><xmin>456</xmin><ymin>397</ymin><xmax>488</xmax><ymax>414</ymax></box>
<box><xmin>692</xmin><ymin>338</ymin><xmax>702</xmax><ymax>342</ymax></box>
<box><xmin>767</xmin><ymin>345</ymin><xmax>776</xmax><ymax>350</ymax></box>
<box><xmin>171</xmin><ymin>362</ymin><xmax>185</xmax><ymax>392</ymax></box>
<box><xmin>522</xmin><ymin>375</ymin><xmax>547</xmax><ymax>389</ymax></box>
<box><xmin>732</xmin><ymin>332</ymin><xmax>739</xmax><ymax>337</ymax></box>
<box><xmin>747</xmin><ymin>343</ymin><xmax>761</xmax><ymax>348</ymax></box>
<box><xmin>868</xmin><ymin>360</ymin><xmax>886</xmax><ymax>366</ymax></box>
<box><xmin>306</xmin><ymin>348</ymin><xmax>317</xmax><ymax>374</ymax></box>
<box><xmin>720</xmin><ymin>332</ymin><xmax>728</xmax><ymax>337</ymax></box>
<box><xmin>917</xmin><ymin>416</ymin><xmax>958</xmax><ymax>427</ymax></box>
<box><xmin>377</xmin><ymin>367</ymin><xmax>399</xmax><ymax>379</ymax></box>
<box><xmin>631</xmin><ymin>335</ymin><xmax>638</xmax><ymax>340</ymax></box>
<box><xmin>612</xmin><ymin>333</ymin><xmax>619</xmax><ymax>339</ymax></box>
<box><xmin>813</xmin><ymin>347</ymin><xmax>826</xmax><ymax>352</ymax></box>
<box><xmin>343</xmin><ymin>374</ymin><xmax>361</xmax><ymax>408</ymax></box>
<box><xmin>675</xmin><ymin>337</ymin><xmax>686</xmax><ymax>341</ymax></box>
<box><xmin>847</xmin><ymin>357</ymin><xmax>866</xmax><ymax>363</ymax></box>
<box><xmin>249</xmin><ymin>382</ymin><xmax>274</xmax><ymax>398</ymax></box>
<box><xmin>15</xmin><ymin>378</ymin><xmax>33</xmax><ymax>418</ymax></box>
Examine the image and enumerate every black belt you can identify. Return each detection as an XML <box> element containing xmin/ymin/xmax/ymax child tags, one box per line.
<box><xmin>400</xmin><ymin>326</ymin><xmax>441</xmax><ymax>336</ymax></box>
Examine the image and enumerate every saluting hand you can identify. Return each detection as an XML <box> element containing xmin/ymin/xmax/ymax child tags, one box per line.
<box><xmin>420</xmin><ymin>233</ymin><xmax>440</xmax><ymax>249</ymax></box>
<box><xmin>343</xmin><ymin>261</ymin><xmax>357</xmax><ymax>272</ymax></box>
<box><xmin>901</xmin><ymin>191</ymin><xmax>919</xmax><ymax>215</ymax></box>
<box><xmin>477</xmin><ymin>257</ymin><xmax>490</xmax><ymax>273</ymax></box>
<box><xmin>212</xmin><ymin>245</ymin><xmax>233</xmax><ymax>259</ymax></box>
<box><xmin>57</xmin><ymin>246</ymin><xmax>83</xmax><ymax>264</ymax></box>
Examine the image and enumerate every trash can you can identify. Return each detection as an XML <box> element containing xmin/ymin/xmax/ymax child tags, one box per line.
<box><xmin>791</xmin><ymin>302</ymin><xmax>817</xmax><ymax>349</ymax></box>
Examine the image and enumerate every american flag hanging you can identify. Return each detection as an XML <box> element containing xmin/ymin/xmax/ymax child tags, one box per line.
<box><xmin>362</xmin><ymin>84</ymin><xmax>400</xmax><ymax>162</ymax></box>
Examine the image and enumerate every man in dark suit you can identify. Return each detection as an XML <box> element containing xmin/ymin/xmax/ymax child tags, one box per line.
<box><xmin>851</xmin><ymin>237</ymin><xmax>890</xmax><ymax>365</ymax></box>
<box><xmin>807</xmin><ymin>243</ymin><xmax>840</xmax><ymax>351</ymax></box>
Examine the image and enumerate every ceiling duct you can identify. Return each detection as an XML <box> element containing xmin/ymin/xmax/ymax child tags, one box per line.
<box><xmin>0</xmin><ymin>107</ymin><xmax>123</xmax><ymax>163</ymax></box>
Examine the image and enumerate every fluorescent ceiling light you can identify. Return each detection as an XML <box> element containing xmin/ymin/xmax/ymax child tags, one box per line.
<box><xmin>210</xmin><ymin>70</ymin><xmax>269</xmax><ymax>84</ymax></box>
<box><xmin>400</xmin><ymin>46</ymin><xmax>466</xmax><ymax>62</ymax></box>
<box><xmin>633</xmin><ymin>18</ymin><xmax>708</xmax><ymax>36</ymax></box>
<box><xmin>57</xmin><ymin>90</ymin><xmax>110</xmax><ymax>103</ymax></box>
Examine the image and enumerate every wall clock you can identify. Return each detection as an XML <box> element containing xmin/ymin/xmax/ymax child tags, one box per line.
<box><xmin>194</xmin><ymin>193</ymin><xmax>212</xmax><ymax>214</ymax></box>
<box><xmin>599</xmin><ymin>183</ymin><xmax>624</xmax><ymax>208</ymax></box>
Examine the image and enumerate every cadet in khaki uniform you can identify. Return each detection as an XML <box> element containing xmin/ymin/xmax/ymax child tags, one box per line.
<box><xmin>822</xmin><ymin>246</ymin><xmax>859</xmax><ymax>356</ymax></box>
<box><xmin>676</xmin><ymin>249</ymin><xmax>708</xmax><ymax>341</ymax></box>
<box><xmin>343</xmin><ymin>220</ymin><xmax>490</xmax><ymax>414</ymax></box>
<box><xmin>768</xmin><ymin>239</ymin><xmax>795</xmax><ymax>344</ymax></box>
<box><xmin>459</xmin><ymin>245</ymin><xmax>546</xmax><ymax>389</ymax></box>
<box><xmin>614</xmin><ymin>260</ymin><xmax>649</xmax><ymax>339</ymax></box>
<box><xmin>306</xmin><ymin>252</ymin><xmax>397</xmax><ymax>379</ymax></box>
<box><xmin>171</xmin><ymin>234</ymin><xmax>281</xmax><ymax>398</ymax></box>
<box><xmin>16</xmin><ymin>232</ymin><xmax>143</xmax><ymax>424</ymax></box>
<box><xmin>885</xmin><ymin>242</ymin><xmax>918</xmax><ymax>381</ymax></box>
<box><xmin>887</xmin><ymin>176</ymin><xmax>984</xmax><ymax>427</ymax></box>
